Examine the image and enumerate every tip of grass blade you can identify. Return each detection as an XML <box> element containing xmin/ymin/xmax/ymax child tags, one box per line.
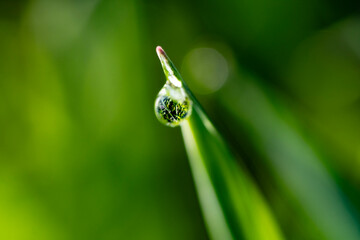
<box><xmin>156</xmin><ymin>46</ymin><xmax>169</xmax><ymax>68</ymax></box>
<box><xmin>156</xmin><ymin>46</ymin><xmax>165</xmax><ymax>58</ymax></box>
<box><xmin>155</xmin><ymin>46</ymin><xmax>183</xmax><ymax>88</ymax></box>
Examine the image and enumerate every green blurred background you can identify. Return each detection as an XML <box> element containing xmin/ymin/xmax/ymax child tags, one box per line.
<box><xmin>1</xmin><ymin>0</ymin><xmax>360</xmax><ymax>239</ymax></box>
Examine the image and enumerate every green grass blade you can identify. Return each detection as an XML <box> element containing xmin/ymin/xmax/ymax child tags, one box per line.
<box><xmin>220</xmin><ymin>76</ymin><xmax>360</xmax><ymax>240</ymax></box>
<box><xmin>156</xmin><ymin>46</ymin><xmax>284</xmax><ymax>240</ymax></box>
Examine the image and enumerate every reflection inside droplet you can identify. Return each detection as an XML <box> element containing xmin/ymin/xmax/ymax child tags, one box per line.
<box><xmin>154</xmin><ymin>81</ymin><xmax>192</xmax><ymax>127</ymax></box>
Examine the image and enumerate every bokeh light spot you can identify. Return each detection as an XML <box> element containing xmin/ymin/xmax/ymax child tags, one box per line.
<box><xmin>182</xmin><ymin>48</ymin><xmax>229</xmax><ymax>95</ymax></box>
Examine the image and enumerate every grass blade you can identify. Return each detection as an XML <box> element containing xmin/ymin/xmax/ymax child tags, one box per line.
<box><xmin>220</xmin><ymin>75</ymin><xmax>360</xmax><ymax>240</ymax></box>
<box><xmin>155</xmin><ymin>46</ymin><xmax>284</xmax><ymax>240</ymax></box>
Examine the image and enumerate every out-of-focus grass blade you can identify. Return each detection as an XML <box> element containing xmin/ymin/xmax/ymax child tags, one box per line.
<box><xmin>220</xmin><ymin>73</ymin><xmax>360</xmax><ymax>240</ymax></box>
<box><xmin>156</xmin><ymin>47</ymin><xmax>284</xmax><ymax>240</ymax></box>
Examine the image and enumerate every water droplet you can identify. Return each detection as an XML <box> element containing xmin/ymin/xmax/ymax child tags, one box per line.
<box><xmin>154</xmin><ymin>82</ymin><xmax>192</xmax><ymax>127</ymax></box>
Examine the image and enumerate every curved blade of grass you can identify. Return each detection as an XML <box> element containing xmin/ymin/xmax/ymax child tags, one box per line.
<box><xmin>220</xmin><ymin>75</ymin><xmax>360</xmax><ymax>240</ymax></box>
<box><xmin>156</xmin><ymin>46</ymin><xmax>284</xmax><ymax>240</ymax></box>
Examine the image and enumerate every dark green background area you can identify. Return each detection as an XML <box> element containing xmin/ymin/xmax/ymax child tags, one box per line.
<box><xmin>0</xmin><ymin>0</ymin><xmax>359</xmax><ymax>239</ymax></box>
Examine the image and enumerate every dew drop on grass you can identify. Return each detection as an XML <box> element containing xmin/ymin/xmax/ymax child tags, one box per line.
<box><xmin>154</xmin><ymin>81</ymin><xmax>192</xmax><ymax>127</ymax></box>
